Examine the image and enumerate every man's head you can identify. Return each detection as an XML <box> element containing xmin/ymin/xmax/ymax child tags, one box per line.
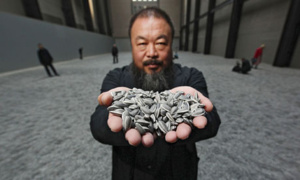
<box><xmin>129</xmin><ymin>7</ymin><xmax>174</xmax><ymax>75</ymax></box>
<box><xmin>38</xmin><ymin>43</ymin><xmax>43</xmax><ymax>49</ymax></box>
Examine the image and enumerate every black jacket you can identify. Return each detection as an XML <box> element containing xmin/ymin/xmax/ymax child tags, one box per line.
<box><xmin>37</xmin><ymin>48</ymin><xmax>53</xmax><ymax>65</ymax></box>
<box><xmin>112</xmin><ymin>46</ymin><xmax>118</xmax><ymax>56</ymax></box>
<box><xmin>90</xmin><ymin>63</ymin><xmax>221</xmax><ymax>180</ymax></box>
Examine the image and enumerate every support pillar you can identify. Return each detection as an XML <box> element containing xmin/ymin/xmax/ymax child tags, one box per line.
<box><xmin>61</xmin><ymin>0</ymin><xmax>76</xmax><ymax>28</ymax></box>
<box><xmin>184</xmin><ymin>0</ymin><xmax>191</xmax><ymax>51</ymax></box>
<box><xmin>204</xmin><ymin>0</ymin><xmax>216</xmax><ymax>54</ymax></box>
<box><xmin>225</xmin><ymin>0</ymin><xmax>244</xmax><ymax>58</ymax></box>
<box><xmin>192</xmin><ymin>0</ymin><xmax>201</xmax><ymax>52</ymax></box>
<box><xmin>82</xmin><ymin>0</ymin><xmax>94</xmax><ymax>32</ymax></box>
<box><xmin>274</xmin><ymin>0</ymin><xmax>300</xmax><ymax>67</ymax></box>
<box><xmin>22</xmin><ymin>0</ymin><xmax>42</xmax><ymax>20</ymax></box>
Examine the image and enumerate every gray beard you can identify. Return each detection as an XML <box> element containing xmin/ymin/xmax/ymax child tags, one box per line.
<box><xmin>131</xmin><ymin>63</ymin><xmax>174</xmax><ymax>92</ymax></box>
<box><xmin>142</xmin><ymin>71</ymin><xmax>169</xmax><ymax>92</ymax></box>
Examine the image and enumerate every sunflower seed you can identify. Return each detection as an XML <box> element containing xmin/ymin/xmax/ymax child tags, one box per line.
<box><xmin>107</xmin><ymin>88</ymin><xmax>207</xmax><ymax>137</ymax></box>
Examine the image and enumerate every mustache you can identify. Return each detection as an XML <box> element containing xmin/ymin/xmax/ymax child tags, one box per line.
<box><xmin>143</xmin><ymin>59</ymin><xmax>163</xmax><ymax>66</ymax></box>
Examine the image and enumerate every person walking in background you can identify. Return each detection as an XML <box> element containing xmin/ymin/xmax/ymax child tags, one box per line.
<box><xmin>112</xmin><ymin>44</ymin><xmax>118</xmax><ymax>64</ymax></box>
<box><xmin>252</xmin><ymin>44</ymin><xmax>265</xmax><ymax>69</ymax></box>
<box><xmin>37</xmin><ymin>43</ymin><xmax>59</xmax><ymax>77</ymax></box>
<box><xmin>79</xmin><ymin>47</ymin><xmax>83</xmax><ymax>60</ymax></box>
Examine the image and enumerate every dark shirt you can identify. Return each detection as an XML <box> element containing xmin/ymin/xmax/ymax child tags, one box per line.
<box><xmin>112</xmin><ymin>46</ymin><xmax>118</xmax><ymax>56</ymax></box>
<box><xmin>90</xmin><ymin>63</ymin><xmax>221</xmax><ymax>180</ymax></box>
<box><xmin>37</xmin><ymin>48</ymin><xmax>53</xmax><ymax>65</ymax></box>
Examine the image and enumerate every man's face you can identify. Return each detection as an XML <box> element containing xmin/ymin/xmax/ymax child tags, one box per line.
<box><xmin>130</xmin><ymin>17</ymin><xmax>173</xmax><ymax>74</ymax></box>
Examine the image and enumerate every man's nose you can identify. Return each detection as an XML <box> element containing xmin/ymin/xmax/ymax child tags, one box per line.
<box><xmin>146</xmin><ymin>44</ymin><xmax>158</xmax><ymax>58</ymax></box>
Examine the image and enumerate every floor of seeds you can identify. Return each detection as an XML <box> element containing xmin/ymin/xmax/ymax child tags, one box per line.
<box><xmin>1</xmin><ymin>52</ymin><xmax>299</xmax><ymax>180</ymax></box>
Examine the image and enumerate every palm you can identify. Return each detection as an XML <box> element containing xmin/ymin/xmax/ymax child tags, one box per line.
<box><xmin>99</xmin><ymin>86</ymin><xmax>213</xmax><ymax>147</ymax></box>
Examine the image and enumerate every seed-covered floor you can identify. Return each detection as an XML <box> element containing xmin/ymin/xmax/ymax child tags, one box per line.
<box><xmin>1</xmin><ymin>52</ymin><xmax>299</xmax><ymax>180</ymax></box>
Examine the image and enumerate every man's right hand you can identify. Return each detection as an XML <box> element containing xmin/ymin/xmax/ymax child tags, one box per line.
<box><xmin>98</xmin><ymin>87</ymin><xmax>155</xmax><ymax>147</ymax></box>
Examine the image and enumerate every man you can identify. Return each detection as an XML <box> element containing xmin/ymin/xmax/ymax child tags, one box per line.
<box><xmin>79</xmin><ymin>47</ymin><xmax>83</xmax><ymax>60</ymax></box>
<box><xmin>241</xmin><ymin>58</ymin><xmax>251</xmax><ymax>74</ymax></box>
<box><xmin>112</xmin><ymin>44</ymin><xmax>119</xmax><ymax>64</ymax></box>
<box><xmin>252</xmin><ymin>44</ymin><xmax>265</xmax><ymax>69</ymax></box>
<box><xmin>37</xmin><ymin>43</ymin><xmax>59</xmax><ymax>77</ymax></box>
<box><xmin>90</xmin><ymin>7</ymin><xmax>221</xmax><ymax>180</ymax></box>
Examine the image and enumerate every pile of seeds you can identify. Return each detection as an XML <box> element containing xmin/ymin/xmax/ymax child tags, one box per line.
<box><xmin>107</xmin><ymin>88</ymin><xmax>206</xmax><ymax>137</ymax></box>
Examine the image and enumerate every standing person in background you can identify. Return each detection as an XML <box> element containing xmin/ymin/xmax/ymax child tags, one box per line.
<box><xmin>112</xmin><ymin>44</ymin><xmax>119</xmax><ymax>64</ymax></box>
<box><xmin>90</xmin><ymin>7</ymin><xmax>221</xmax><ymax>180</ymax></box>
<box><xmin>79</xmin><ymin>47</ymin><xmax>83</xmax><ymax>60</ymax></box>
<box><xmin>252</xmin><ymin>44</ymin><xmax>265</xmax><ymax>69</ymax></box>
<box><xmin>37</xmin><ymin>43</ymin><xmax>59</xmax><ymax>77</ymax></box>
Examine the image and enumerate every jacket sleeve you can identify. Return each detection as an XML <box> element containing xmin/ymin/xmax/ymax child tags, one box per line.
<box><xmin>90</xmin><ymin>69</ymin><xmax>130</xmax><ymax>146</ymax></box>
<box><xmin>175</xmin><ymin>68</ymin><xmax>221</xmax><ymax>145</ymax></box>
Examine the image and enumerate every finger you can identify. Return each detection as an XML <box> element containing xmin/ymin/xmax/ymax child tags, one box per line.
<box><xmin>193</xmin><ymin>116</ymin><xmax>207</xmax><ymax>129</ymax></box>
<box><xmin>196</xmin><ymin>92</ymin><xmax>213</xmax><ymax>112</ymax></box>
<box><xmin>100</xmin><ymin>92</ymin><xmax>114</xmax><ymax>106</ymax></box>
<box><xmin>125</xmin><ymin>129</ymin><xmax>142</xmax><ymax>146</ymax></box>
<box><xmin>165</xmin><ymin>131</ymin><xmax>177</xmax><ymax>143</ymax></box>
<box><xmin>176</xmin><ymin>123</ymin><xmax>192</xmax><ymax>140</ymax></box>
<box><xmin>107</xmin><ymin>113</ymin><xmax>123</xmax><ymax>132</ymax></box>
<box><xmin>141</xmin><ymin>132</ymin><xmax>154</xmax><ymax>147</ymax></box>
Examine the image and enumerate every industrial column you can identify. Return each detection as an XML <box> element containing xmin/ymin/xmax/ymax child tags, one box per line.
<box><xmin>225</xmin><ymin>0</ymin><xmax>244</xmax><ymax>58</ymax></box>
<box><xmin>204</xmin><ymin>0</ymin><xmax>216</xmax><ymax>54</ymax></box>
<box><xmin>273</xmin><ymin>0</ymin><xmax>300</xmax><ymax>67</ymax></box>
<box><xmin>192</xmin><ymin>0</ymin><xmax>201</xmax><ymax>53</ymax></box>
<box><xmin>184</xmin><ymin>0</ymin><xmax>191</xmax><ymax>51</ymax></box>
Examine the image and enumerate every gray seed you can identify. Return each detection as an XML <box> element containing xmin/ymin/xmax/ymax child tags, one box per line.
<box><xmin>135</xmin><ymin>123</ymin><xmax>146</xmax><ymax>135</ymax></box>
<box><xmin>158</xmin><ymin>120</ymin><xmax>168</xmax><ymax>134</ymax></box>
<box><xmin>107</xmin><ymin>88</ymin><xmax>206</xmax><ymax>136</ymax></box>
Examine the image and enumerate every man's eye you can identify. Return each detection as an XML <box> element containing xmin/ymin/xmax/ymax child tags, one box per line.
<box><xmin>157</xmin><ymin>42</ymin><xmax>167</xmax><ymax>45</ymax></box>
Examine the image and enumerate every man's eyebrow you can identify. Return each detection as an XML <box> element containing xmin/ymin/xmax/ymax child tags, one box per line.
<box><xmin>156</xmin><ymin>35</ymin><xmax>168</xmax><ymax>40</ymax></box>
<box><xmin>135</xmin><ymin>36</ymin><xmax>146</xmax><ymax>41</ymax></box>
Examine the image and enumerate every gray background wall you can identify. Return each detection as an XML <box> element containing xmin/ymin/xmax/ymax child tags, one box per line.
<box><xmin>0</xmin><ymin>0</ymin><xmax>299</xmax><ymax>71</ymax></box>
<box><xmin>235</xmin><ymin>0</ymin><xmax>291</xmax><ymax>65</ymax></box>
<box><xmin>182</xmin><ymin>0</ymin><xmax>299</xmax><ymax>68</ymax></box>
<box><xmin>0</xmin><ymin>12</ymin><xmax>114</xmax><ymax>73</ymax></box>
<box><xmin>109</xmin><ymin>0</ymin><xmax>181</xmax><ymax>51</ymax></box>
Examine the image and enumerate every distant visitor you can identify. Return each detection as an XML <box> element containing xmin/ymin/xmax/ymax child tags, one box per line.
<box><xmin>79</xmin><ymin>47</ymin><xmax>83</xmax><ymax>60</ymax></box>
<box><xmin>112</xmin><ymin>44</ymin><xmax>118</xmax><ymax>64</ymax></box>
<box><xmin>232</xmin><ymin>58</ymin><xmax>252</xmax><ymax>74</ymax></box>
<box><xmin>37</xmin><ymin>43</ymin><xmax>59</xmax><ymax>77</ymax></box>
<box><xmin>251</xmin><ymin>44</ymin><xmax>265</xmax><ymax>69</ymax></box>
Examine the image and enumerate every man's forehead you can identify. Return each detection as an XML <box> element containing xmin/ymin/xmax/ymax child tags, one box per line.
<box><xmin>131</xmin><ymin>17</ymin><xmax>171</xmax><ymax>37</ymax></box>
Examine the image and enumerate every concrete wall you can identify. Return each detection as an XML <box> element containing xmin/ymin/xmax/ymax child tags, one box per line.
<box><xmin>0</xmin><ymin>0</ymin><xmax>25</xmax><ymax>16</ymax></box>
<box><xmin>38</xmin><ymin>0</ymin><xmax>65</xmax><ymax>25</ymax></box>
<box><xmin>110</xmin><ymin>0</ymin><xmax>181</xmax><ymax>38</ymax></box>
<box><xmin>197</xmin><ymin>0</ymin><xmax>209</xmax><ymax>53</ymax></box>
<box><xmin>185</xmin><ymin>0</ymin><xmax>295</xmax><ymax>67</ymax></box>
<box><xmin>109</xmin><ymin>0</ymin><xmax>132</xmax><ymax>38</ymax></box>
<box><xmin>210</xmin><ymin>0</ymin><xmax>231</xmax><ymax>56</ymax></box>
<box><xmin>0</xmin><ymin>12</ymin><xmax>114</xmax><ymax>73</ymax></box>
<box><xmin>235</xmin><ymin>0</ymin><xmax>291</xmax><ymax>64</ymax></box>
